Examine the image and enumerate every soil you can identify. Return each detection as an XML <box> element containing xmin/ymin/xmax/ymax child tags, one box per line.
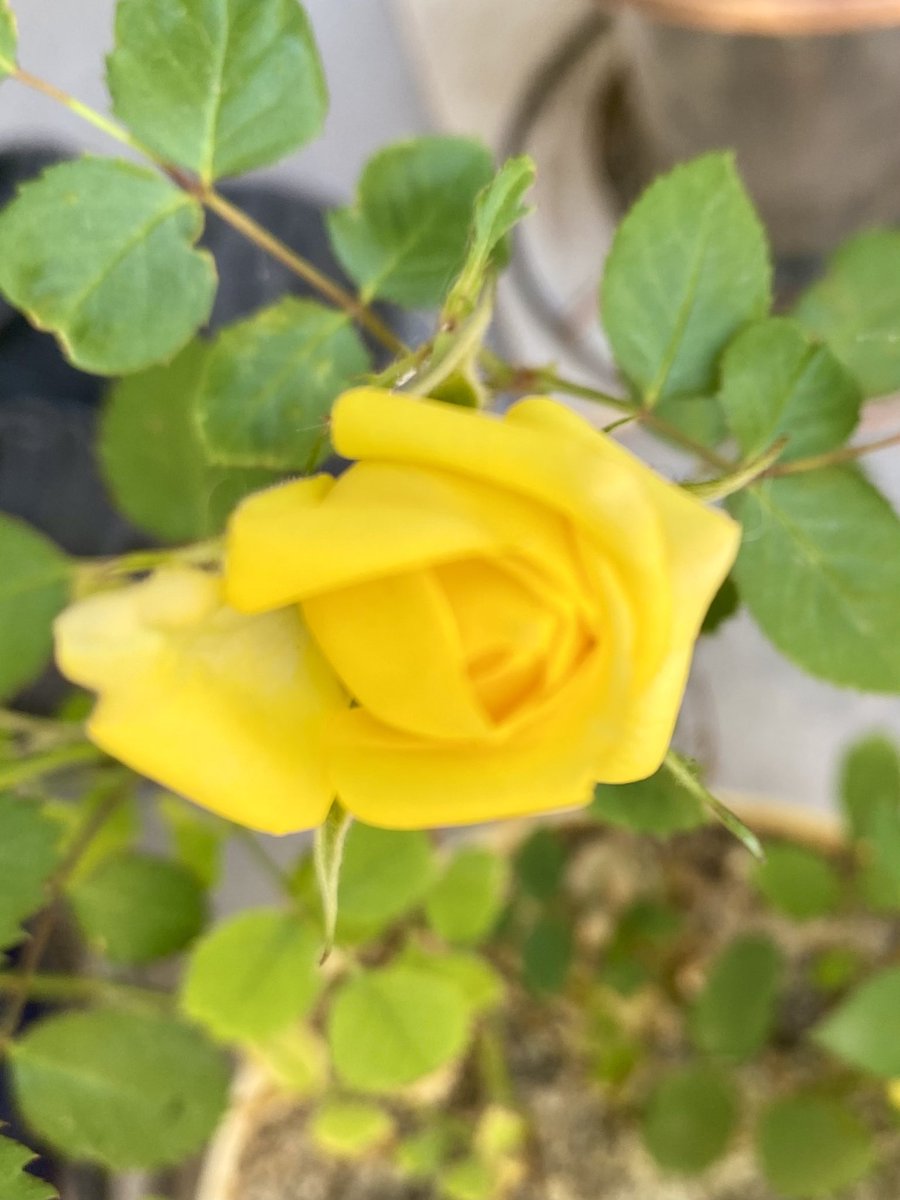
<box><xmin>202</xmin><ymin>819</ymin><xmax>900</xmax><ymax>1200</ymax></box>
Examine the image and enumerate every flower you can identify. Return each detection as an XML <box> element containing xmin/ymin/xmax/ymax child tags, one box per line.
<box><xmin>55</xmin><ymin>390</ymin><xmax>739</xmax><ymax>833</ymax></box>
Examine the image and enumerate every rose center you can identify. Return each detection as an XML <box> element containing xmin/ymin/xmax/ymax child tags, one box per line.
<box><xmin>435</xmin><ymin>557</ymin><xmax>594</xmax><ymax>724</ymax></box>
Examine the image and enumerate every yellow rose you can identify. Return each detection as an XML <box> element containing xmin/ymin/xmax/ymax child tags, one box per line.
<box><xmin>55</xmin><ymin>390</ymin><xmax>739</xmax><ymax>833</ymax></box>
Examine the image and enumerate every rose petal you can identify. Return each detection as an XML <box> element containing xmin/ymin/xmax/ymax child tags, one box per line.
<box><xmin>55</xmin><ymin>568</ymin><xmax>346</xmax><ymax>834</ymax></box>
<box><xmin>303</xmin><ymin>567</ymin><xmax>491</xmax><ymax>740</ymax></box>
<box><xmin>226</xmin><ymin>465</ymin><xmax>497</xmax><ymax>613</ymax></box>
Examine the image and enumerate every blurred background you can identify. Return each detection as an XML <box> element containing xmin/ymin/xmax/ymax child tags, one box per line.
<box><xmin>1</xmin><ymin>0</ymin><xmax>899</xmax><ymax>816</ymax></box>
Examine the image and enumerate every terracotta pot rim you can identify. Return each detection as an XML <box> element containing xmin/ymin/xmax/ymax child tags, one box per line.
<box><xmin>609</xmin><ymin>0</ymin><xmax>900</xmax><ymax>35</ymax></box>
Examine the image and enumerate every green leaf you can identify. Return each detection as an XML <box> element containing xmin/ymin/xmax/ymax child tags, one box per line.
<box><xmin>181</xmin><ymin>907</ymin><xmax>322</xmax><ymax>1043</ymax></box>
<box><xmin>0</xmin><ymin>158</ymin><xmax>215</xmax><ymax>375</ymax></box>
<box><xmin>522</xmin><ymin>914</ymin><xmax>572</xmax><ymax>994</ymax></box>
<box><xmin>328</xmin><ymin>963</ymin><xmax>472</xmax><ymax>1093</ymax></box>
<box><xmin>475</xmin><ymin>1106</ymin><xmax>527</xmax><ymax>1164</ymax></box>
<box><xmin>757</xmin><ymin>1094</ymin><xmax>874</xmax><ymax>1197</ymax></box>
<box><xmin>100</xmin><ymin>342</ymin><xmax>282</xmax><ymax>542</ymax></box>
<box><xmin>395</xmin><ymin>1123</ymin><xmax>462</xmax><ymax>1178</ymax></box>
<box><xmin>809</xmin><ymin>946</ymin><xmax>864</xmax><ymax>994</ymax></box>
<box><xmin>795</xmin><ymin>230</ymin><xmax>900</xmax><ymax>397</ymax></box>
<box><xmin>840</xmin><ymin>735</ymin><xmax>900</xmax><ymax>908</ymax></box>
<box><xmin>691</xmin><ymin>934</ymin><xmax>782</xmax><ymax>1062</ymax></box>
<box><xmin>0</xmin><ymin>516</ymin><xmax>70</xmax><ymax>701</ymax></box>
<box><xmin>108</xmin><ymin>0</ymin><xmax>327</xmax><ymax>182</ymax></box>
<box><xmin>642</xmin><ymin>1065</ymin><xmax>739</xmax><ymax>1175</ymax></box>
<box><xmin>600</xmin><ymin>900</ymin><xmax>683</xmax><ymax>996</ymax></box>
<box><xmin>396</xmin><ymin>945</ymin><xmax>504</xmax><ymax>1016</ymax></box>
<box><xmin>0</xmin><ymin>1</ymin><xmax>18</xmax><ymax>77</ymax></box>
<box><xmin>445</xmin><ymin>155</ymin><xmax>535</xmax><ymax>318</ymax></box>
<box><xmin>0</xmin><ymin>1132</ymin><xmax>55</xmax><ymax>1200</ymax></box>
<box><xmin>425</xmin><ymin>848</ymin><xmax>509</xmax><ymax>946</ymax></box>
<box><xmin>753</xmin><ymin>842</ymin><xmax>842</xmax><ymax>921</ymax></box>
<box><xmin>69</xmin><ymin>852</ymin><xmax>207</xmax><ymax>965</ymax></box>
<box><xmin>592</xmin><ymin>766</ymin><xmax>707</xmax><ymax>836</ymax></box>
<box><xmin>196</xmin><ymin>298</ymin><xmax>370</xmax><ymax>470</ymax></box>
<box><xmin>513</xmin><ymin>828</ymin><xmax>566</xmax><ymax>902</ymax></box>
<box><xmin>44</xmin><ymin>785</ymin><xmax>138</xmax><ymax>885</ymax></box>
<box><xmin>729</xmin><ymin>470</ymin><xmax>900</xmax><ymax>693</ymax></box>
<box><xmin>158</xmin><ymin>793</ymin><xmax>227</xmax><ymax>888</ymax></box>
<box><xmin>653</xmin><ymin>392</ymin><xmax>729</xmax><ymax>452</ymax></box>
<box><xmin>441</xmin><ymin>1158</ymin><xmax>496</xmax><ymax>1200</ymax></box>
<box><xmin>310</xmin><ymin>1101</ymin><xmax>393</xmax><ymax>1159</ymax></box>
<box><xmin>718</xmin><ymin>318</ymin><xmax>860</xmax><ymax>462</ymax></box>
<box><xmin>601</xmin><ymin>152</ymin><xmax>771</xmax><ymax>405</ymax></box>
<box><xmin>249</xmin><ymin>1024</ymin><xmax>327</xmax><ymax>1097</ymax></box>
<box><xmin>332</xmin><ymin>822</ymin><xmax>435</xmax><ymax>943</ymax></box>
<box><xmin>701</xmin><ymin>576</ymin><xmax>740</xmax><ymax>635</ymax></box>
<box><xmin>841</xmin><ymin>734</ymin><xmax>900</xmax><ymax>838</ymax></box>
<box><xmin>11</xmin><ymin>1009</ymin><xmax>229</xmax><ymax>1170</ymax></box>
<box><xmin>328</xmin><ymin>137</ymin><xmax>495</xmax><ymax>307</ymax></box>
<box><xmin>0</xmin><ymin>795</ymin><xmax>60</xmax><ymax>951</ymax></box>
<box><xmin>814</xmin><ymin>966</ymin><xmax>900</xmax><ymax>1077</ymax></box>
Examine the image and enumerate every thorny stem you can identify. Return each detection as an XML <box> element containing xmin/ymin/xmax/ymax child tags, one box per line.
<box><xmin>9</xmin><ymin>69</ymin><xmax>406</xmax><ymax>357</ymax></box>
<box><xmin>0</xmin><ymin>742</ymin><xmax>107</xmax><ymax>791</ymax></box>
<box><xmin>488</xmin><ymin>361</ymin><xmax>732</xmax><ymax>470</ymax></box>
<box><xmin>766</xmin><ymin>427</ymin><xmax>900</xmax><ymax>477</ymax></box>
<box><xmin>201</xmin><ymin>189</ymin><xmax>407</xmax><ymax>356</ymax></box>
<box><xmin>681</xmin><ymin>438</ymin><xmax>788</xmax><ymax>501</ymax></box>
<box><xmin>0</xmin><ymin>783</ymin><xmax>126</xmax><ymax>1046</ymax></box>
<box><xmin>0</xmin><ymin>971</ymin><xmax>172</xmax><ymax>1011</ymax></box>
<box><xmin>12</xmin><ymin>68</ymin><xmax>146</xmax><ymax>155</ymax></box>
<box><xmin>0</xmin><ymin>709</ymin><xmax>86</xmax><ymax>744</ymax></box>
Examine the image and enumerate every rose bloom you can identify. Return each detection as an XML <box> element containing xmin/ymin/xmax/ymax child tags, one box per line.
<box><xmin>55</xmin><ymin>390</ymin><xmax>739</xmax><ymax>833</ymax></box>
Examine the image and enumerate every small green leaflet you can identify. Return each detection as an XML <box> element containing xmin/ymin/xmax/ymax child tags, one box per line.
<box><xmin>425</xmin><ymin>847</ymin><xmax>509</xmax><ymax>946</ymax></box>
<box><xmin>181</xmin><ymin>908</ymin><xmax>323</xmax><ymax>1042</ymax></box>
<box><xmin>108</xmin><ymin>0</ymin><xmax>328</xmax><ymax>182</ymax></box>
<box><xmin>795</xmin><ymin>229</ymin><xmax>900</xmax><ymax>397</ymax></box>
<box><xmin>11</xmin><ymin>1009</ymin><xmax>229</xmax><ymax>1170</ymax></box>
<box><xmin>0</xmin><ymin>515</ymin><xmax>70</xmax><ymax>701</ymax></box>
<box><xmin>601</xmin><ymin>152</ymin><xmax>771</xmax><ymax>406</ymax></box>
<box><xmin>718</xmin><ymin>317</ymin><xmax>860</xmax><ymax>463</ymax></box>
<box><xmin>328</xmin><ymin>137</ymin><xmax>495</xmax><ymax>308</ymax></box>
<box><xmin>196</xmin><ymin>298</ymin><xmax>371</xmax><ymax>471</ymax></box>
<box><xmin>757</xmin><ymin>1094</ymin><xmax>874</xmax><ymax>1197</ymax></box>
<box><xmin>445</xmin><ymin>155</ymin><xmax>535</xmax><ymax>319</ymax></box>
<box><xmin>730</xmin><ymin>470</ymin><xmax>900</xmax><ymax>693</ymax></box>
<box><xmin>642</xmin><ymin>1066</ymin><xmax>739</xmax><ymax>1175</ymax></box>
<box><xmin>592</xmin><ymin>766</ymin><xmax>707</xmax><ymax>836</ymax></box>
<box><xmin>839</xmin><ymin>734</ymin><xmax>900</xmax><ymax>909</ymax></box>
<box><xmin>328</xmin><ymin>963</ymin><xmax>472</xmax><ymax>1093</ymax></box>
<box><xmin>68</xmin><ymin>852</ymin><xmax>208</xmax><ymax>965</ymax></box>
<box><xmin>0</xmin><ymin>1132</ymin><xmax>56</xmax><ymax>1200</ymax></box>
<box><xmin>691</xmin><ymin>934</ymin><xmax>782</xmax><ymax>1062</ymax></box>
<box><xmin>0</xmin><ymin>795</ymin><xmax>60</xmax><ymax>951</ymax></box>
<box><xmin>100</xmin><ymin>341</ymin><xmax>283</xmax><ymax>542</ymax></box>
<box><xmin>814</xmin><ymin>966</ymin><xmax>900</xmax><ymax>1077</ymax></box>
<box><xmin>0</xmin><ymin>159</ymin><xmax>215</xmax><ymax>375</ymax></box>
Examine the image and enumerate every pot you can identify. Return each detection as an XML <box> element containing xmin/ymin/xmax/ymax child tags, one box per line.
<box><xmin>601</xmin><ymin>0</ymin><xmax>900</xmax><ymax>265</ymax></box>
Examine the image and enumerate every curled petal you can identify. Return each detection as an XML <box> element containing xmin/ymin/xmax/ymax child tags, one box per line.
<box><xmin>55</xmin><ymin>568</ymin><xmax>347</xmax><ymax>834</ymax></box>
